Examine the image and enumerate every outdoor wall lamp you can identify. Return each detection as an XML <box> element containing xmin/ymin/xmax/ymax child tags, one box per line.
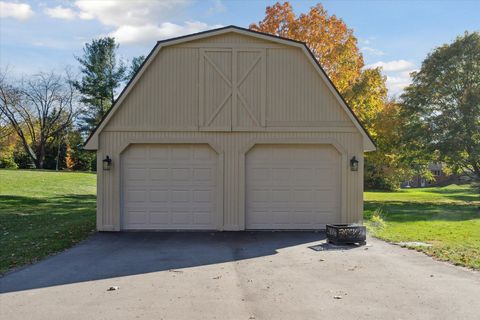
<box><xmin>350</xmin><ymin>156</ymin><xmax>359</xmax><ymax>171</ymax></box>
<box><xmin>102</xmin><ymin>155</ymin><xmax>112</xmax><ymax>171</ymax></box>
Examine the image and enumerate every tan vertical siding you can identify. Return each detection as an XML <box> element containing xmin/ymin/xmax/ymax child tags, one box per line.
<box><xmin>96</xmin><ymin>32</ymin><xmax>367</xmax><ymax>231</ymax></box>
<box><xmin>105</xmin><ymin>34</ymin><xmax>353</xmax><ymax>132</ymax></box>
<box><xmin>105</xmin><ymin>47</ymin><xmax>199</xmax><ymax>131</ymax></box>
<box><xmin>266</xmin><ymin>48</ymin><xmax>353</xmax><ymax>126</ymax></box>
<box><xmin>98</xmin><ymin>131</ymin><xmax>363</xmax><ymax>231</ymax></box>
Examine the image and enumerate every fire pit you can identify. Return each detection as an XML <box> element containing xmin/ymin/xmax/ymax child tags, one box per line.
<box><xmin>326</xmin><ymin>224</ymin><xmax>366</xmax><ymax>245</ymax></box>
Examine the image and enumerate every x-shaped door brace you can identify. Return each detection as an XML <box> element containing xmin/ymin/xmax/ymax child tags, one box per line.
<box><xmin>203</xmin><ymin>51</ymin><xmax>262</xmax><ymax>127</ymax></box>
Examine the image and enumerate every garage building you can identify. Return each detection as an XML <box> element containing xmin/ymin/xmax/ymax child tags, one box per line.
<box><xmin>84</xmin><ymin>26</ymin><xmax>375</xmax><ymax>231</ymax></box>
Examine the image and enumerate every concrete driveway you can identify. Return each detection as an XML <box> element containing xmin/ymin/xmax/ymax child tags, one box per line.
<box><xmin>1</xmin><ymin>232</ymin><xmax>479</xmax><ymax>320</ymax></box>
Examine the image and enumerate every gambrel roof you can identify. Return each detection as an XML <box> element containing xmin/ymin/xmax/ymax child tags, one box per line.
<box><xmin>84</xmin><ymin>25</ymin><xmax>375</xmax><ymax>151</ymax></box>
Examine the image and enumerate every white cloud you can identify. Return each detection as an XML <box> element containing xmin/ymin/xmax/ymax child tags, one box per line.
<box><xmin>386</xmin><ymin>75</ymin><xmax>411</xmax><ymax>96</ymax></box>
<box><xmin>72</xmin><ymin>0</ymin><xmax>220</xmax><ymax>44</ymax></box>
<box><xmin>359</xmin><ymin>37</ymin><xmax>376</xmax><ymax>45</ymax></box>
<box><xmin>78</xmin><ymin>11</ymin><xmax>93</xmax><ymax>20</ymax></box>
<box><xmin>44</xmin><ymin>6</ymin><xmax>76</xmax><ymax>20</ymax></box>
<box><xmin>74</xmin><ymin>0</ymin><xmax>191</xmax><ymax>27</ymax></box>
<box><xmin>366</xmin><ymin>59</ymin><xmax>415</xmax><ymax>72</ymax></box>
<box><xmin>0</xmin><ymin>1</ymin><xmax>34</xmax><ymax>20</ymax></box>
<box><xmin>365</xmin><ymin>60</ymin><xmax>418</xmax><ymax>95</ymax></box>
<box><xmin>110</xmin><ymin>22</ymin><xmax>222</xmax><ymax>44</ymax></box>
<box><xmin>383</xmin><ymin>69</ymin><xmax>418</xmax><ymax>96</ymax></box>
<box><xmin>361</xmin><ymin>46</ymin><xmax>385</xmax><ymax>56</ymax></box>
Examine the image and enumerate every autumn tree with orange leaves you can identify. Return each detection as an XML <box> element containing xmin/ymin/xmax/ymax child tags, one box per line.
<box><xmin>250</xmin><ymin>2</ymin><xmax>363</xmax><ymax>94</ymax></box>
<box><xmin>251</xmin><ymin>2</ymin><xmax>410</xmax><ymax>189</ymax></box>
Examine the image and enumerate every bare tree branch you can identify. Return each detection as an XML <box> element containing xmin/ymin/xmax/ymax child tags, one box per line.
<box><xmin>0</xmin><ymin>69</ymin><xmax>78</xmax><ymax>168</ymax></box>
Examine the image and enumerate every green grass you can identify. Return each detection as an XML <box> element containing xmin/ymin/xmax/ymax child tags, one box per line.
<box><xmin>0</xmin><ymin>169</ymin><xmax>96</xmax><ymax>274</ymax></box>
<box><xmin>365</xmin><ymin>184</ymin><xmax>480</xmax><ymax>269</ymax></box>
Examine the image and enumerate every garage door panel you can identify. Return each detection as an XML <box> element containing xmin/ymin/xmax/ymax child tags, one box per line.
<box><xmin>246</xmin><ymin>144</ymin><xmax>341</xmax><ymax>229</ymax></box>
<box><xmin>250</xmin><ymin>189</ymin><xmax>269</xmax><ymax>202</ymax></box>
<box><xmin>313</xmin><ymin>190</ymin><xmax>336</xmax><ymax>203</ymax></box>
<box><xmin>124</xmin><ymin>147</ymin><xmax>148</xmax><ymax>160</ymax></box>
<box><xmin>150</xmin><ymin>211</ymin><xmax>170</xmax><ymax>224</ymax></box>
<box><xmin>248</xmin><ymin>210</ymin><xmax>270</xmax><ymax>223</ymax></box>
<box><xmin>171</xmin><ymin>211</ymin><xmax>192</xmax><ymax>224</ymax></box>
<box><xmin>149</xmin><ymin>190</ymin><xmax>169</xmax><ymax>202</ymax></box>
<box><xmin>293</xmin><ymin>189</ymin><xmax>315</xmax><ymax>202</ymax></box>
<box><xmin>171</xmin><ymin>147</ymin><xmax>191</xmax><ymax>160</ymax></box>
<box><xmin>271</xmin><ymin>168</ymin><xmax>291</xmax><ymax>181</ymax></box>
<box><xmin>193</xmin><ymin>168</ymin><xmax>214</xmax><ymax>181</ymax></box>
<box><xmin>150</xmin><ymin>168</ymin><xmax>169</xmax><ymax>181</ymax></box>
<box><xmin>269</xmin><ymin>211</ymin><xmax>291</xmax><ymax>223</ymax></box>
<box><xmin>125</xmin><ymin>190</ymin><xmax>147</xmax><ymax>203</ymax></box>
<box><xmin>171</xmin><ymin>168</ymin><xmax>191</xmax><ymax>180</ymax></box>
<box><xmin>170</xmin><ymin>190</ymin><xmax>188</xmax><ymax>202</ymax></box>
<box><xmin>124</xmin><ymin>167</ymin><xmax>148</xmax><ymax>181</ymax></box>
<box><xmin>124</xmin><ymin>210</ymin><xmax>148</xmax><ymax>225</ymax></box>
<box><xmin>193</xmin><ymin>190</ymin><xmax>213</xmax><ymax>202</ymax></box>
<box><xmin>270</xmin><ymin>189</ymin><xmax>290</xmax><ymax>202</ymax></box>
<box><xmin>149</xmin><ymin>147</ymin><xmax>169</xmax><ymax>159</ymax></box>
<box><xmin>194</xmin><ymin>212</ymin><xmax>212</xmax><ymax>225</ymax></box>
<box><xmin>292</xmin><ymin>210</ymin><xmax>314</xmax><ymax>223</ymax></box>
<box><xmin>122</xmin><ymin>144</ymin><xmax>218</xmax><ymax>230</ymax></box>
<box><xmin>250</xmin><ymin>168</ymin><xmax>270</xmax><ymax>180</ymax></box>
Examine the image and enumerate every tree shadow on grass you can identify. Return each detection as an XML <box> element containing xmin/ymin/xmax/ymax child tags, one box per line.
<box><xmin>426</xmin><ymin>187</ymin><xmax>479</xmax><ymax>202</ymax></box>
<box><xmin>365</xmin><ymin>201</ymin><xmax>480</xmax><ymax>223</ymax></box>
<box><xmin>367</xmin><ymin>187</ymin><xmax>479</xmax><ymax>203</ymax></box>
<box><xmin>0</xmin><ymin>194</ymin><xmax>97</xmax><ymax>276</ymax></box>
<box><xmin>0</xmin><ymin>194</ymin><xmax>96</xmax><ymax>216</ymax></box>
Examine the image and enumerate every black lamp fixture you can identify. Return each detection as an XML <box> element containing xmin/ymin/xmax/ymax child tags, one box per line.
<box><xmin>102</xmin><ymin>155</ymin><xmax>112</xmax><ymax>171</ymax></box>
<box><xmin>350</xmin><ymin>156</ymin><xmax>359</xmax><ymax>171</ymax></box>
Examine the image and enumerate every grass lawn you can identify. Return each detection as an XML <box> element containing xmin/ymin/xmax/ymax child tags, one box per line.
<box><xmin>364</xmin><ymin>184</ymin><xmax>480</xmax><ymax>269</ymax></box>
<box><xmin>0</xmin><ymin>169</ymin><xmax>96</xmax><ymax>274</ymax></box>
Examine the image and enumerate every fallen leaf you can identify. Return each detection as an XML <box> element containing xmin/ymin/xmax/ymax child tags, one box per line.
<box><xmin>169</xmin><ymin>269</ymin><xmax>183</xmax><ymax>273</ymax></box>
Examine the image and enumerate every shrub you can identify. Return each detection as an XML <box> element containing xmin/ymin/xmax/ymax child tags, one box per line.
<box><xmin>369</xmin><ymin>208</ymin><xmax>387</xmax><ymax>229</ymax></box>
<box><xmin>0</xmin><ymin>154</ymin><xmax>18</xmax><ymax>169</ymax></box>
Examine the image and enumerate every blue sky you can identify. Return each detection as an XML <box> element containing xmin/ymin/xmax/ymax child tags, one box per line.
<box><xmin>1</xmin><ymin>0</ymin><xmax>479</xmax><ymax>96</ymax></box>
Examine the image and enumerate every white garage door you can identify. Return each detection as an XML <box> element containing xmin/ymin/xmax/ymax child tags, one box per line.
<box><xmin>246</xmin><ymin>144</ymin><xmax>341</xmax><ymax>229</ymax></box>
<box><xmin>122</xmin><ymin>144</ymin><xmax>219</xmax><ymax>230</ymax></box>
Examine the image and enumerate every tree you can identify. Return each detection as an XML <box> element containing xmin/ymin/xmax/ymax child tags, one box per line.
<box><xmin>250</xmin><ymin>2</ymin><xmax>364</xmax><ymax>93</ymax></box>
<box><xmin>364</xmin><ymin>100</ymin><xmax>416</xmax><ymax>190</ymax></box>
<box><xmin>128</xmin><ymin>55</ymin><xmax>146</xmax><ymax>80</ymax></box>
<box><xmin>65</xmin><ymin>130</ymin><xmax>96</xmax><ymax>171</ymax></box>
<box><xmin>0</xmin><ymin>117</ymin><xmax>18</xmax><ymax>168</ymax></box>
<box><xmin>401</xmin><ymin>32</ymin><xmax>480</xmax><ymax>180</ymax></box>
<box><xmin>343</xmin><ymin>68</ymin><xmax>388</xmax><ymax>138</ymax></box>
<box><xmin>74</xmin><ymin>37</ymin><xmax>126</xmax><ymax>134</ymax></box>
<box><xmin>0</xmin><ymin>70</ymin><xmax>76</xmax><ymax>169</ymax></box>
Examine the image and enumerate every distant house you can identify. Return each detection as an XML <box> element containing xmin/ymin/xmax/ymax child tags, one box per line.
<box><xmin>402</xmin><ymin>163</ymin><xmax>470</xmax><ymax>188</ymax></box>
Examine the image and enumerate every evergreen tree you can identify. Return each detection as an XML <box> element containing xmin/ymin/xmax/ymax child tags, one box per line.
<box><xmin>128</xmin><ymin>55</ymin><xmax>146</xmax><ymax>80</ymax></box>
<box><xmin>74</xmin><ymin>37</ymin><xmax>126</xmax><ymax>134</ymax></box>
